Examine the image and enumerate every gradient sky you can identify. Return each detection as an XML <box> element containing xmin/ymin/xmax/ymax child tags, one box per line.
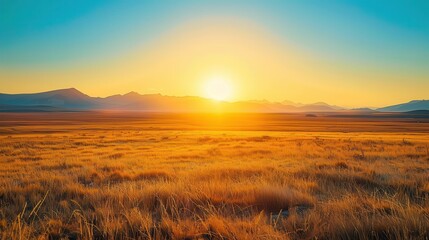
<box><xmin>1</xmin><ymin>0</ymin><xmax>428</xmax><ymax>107</ymax></box>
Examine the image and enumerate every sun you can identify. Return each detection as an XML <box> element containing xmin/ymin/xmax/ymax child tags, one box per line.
<box><xmin>203</xmin><ymin>76</ymin><xmax>233</xmax><ymax>101</ymax></box>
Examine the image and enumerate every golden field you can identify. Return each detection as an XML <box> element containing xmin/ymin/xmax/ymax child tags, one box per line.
<box><xmin>0</xmin><ymin>112</ymin><xmax>428</xmax><ymax>239</ymax></box>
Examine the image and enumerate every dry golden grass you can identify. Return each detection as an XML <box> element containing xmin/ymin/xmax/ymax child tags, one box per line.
<box><xmin>0</xmin><ymin>112</ymin><xmax>428</xmax><ymax>239</ymax></box>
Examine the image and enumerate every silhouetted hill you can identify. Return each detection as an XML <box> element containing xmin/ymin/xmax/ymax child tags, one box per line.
<box><xmin>11</xmin><ymin>89</ymin><xmax>339</xmax><ymax>112</ymax></box>
<box><xmin>0</xmin><ymin>88</ymin><xmax>98</xmax><ymax>109</ymax></box>
<box><xmin>377</xmin><ymin>100</ymin><xmax>429</xmax><ymax>112</ymax></box>
<box><xmin>2</xmin><ymin>88</ymin><xmax>424</xmax><ymax>113</ymax></box>
<box><xmin>104</xmin><ymin>93</ymin><xmax>224</xmax><ymax>112</ymax></box>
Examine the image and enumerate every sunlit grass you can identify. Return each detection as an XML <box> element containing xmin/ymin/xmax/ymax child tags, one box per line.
<box><xmin>0</xmin><ymin>113</ymin><xmax>428</xmax><ymax>239</ymax></box>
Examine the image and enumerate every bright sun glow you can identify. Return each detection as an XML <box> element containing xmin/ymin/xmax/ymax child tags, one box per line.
<box><xmin>203</xmin><ymin>76</ymin><xmax>233</xmax><ymax>101</ymax></box>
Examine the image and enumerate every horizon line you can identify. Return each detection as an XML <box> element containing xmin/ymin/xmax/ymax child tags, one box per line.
<box><xmin>0</xmin><ymin>87</ymin><xmax>427</xmax><ymax>110</ymax></box>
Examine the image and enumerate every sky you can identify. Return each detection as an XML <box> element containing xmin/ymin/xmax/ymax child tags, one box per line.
<box><xmin>0</xmin><ymin>0</ymin><xmax>428</xmax><ymax>107</ymax></box>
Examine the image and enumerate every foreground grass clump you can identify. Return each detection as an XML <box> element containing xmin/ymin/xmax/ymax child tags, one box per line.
<box><xmin>0</xmin><ymin>113</ymin><xmax>428</xmax><ymax>239</ymax></box>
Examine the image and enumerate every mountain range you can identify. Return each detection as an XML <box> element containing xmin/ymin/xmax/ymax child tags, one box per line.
<box><xmin>0</xmin><ymin>88</ymin><xmax>428</xmax><ymax>113</ymax></box>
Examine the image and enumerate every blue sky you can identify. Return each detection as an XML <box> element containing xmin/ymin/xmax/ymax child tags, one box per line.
<box><xmin>0</xmin><ymin>0</ymin><xmax>428</xmax><ymax>106</ymax></box>
<box><xmin>1</xmin><ymin>0</ymin><xmax>428</xmax><ymax>68</ymax></box>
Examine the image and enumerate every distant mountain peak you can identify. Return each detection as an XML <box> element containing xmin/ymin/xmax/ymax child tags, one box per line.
<box><xmin>123</xmin><ymin>92</ymin><xmax>164</xmax><ymax>97</ymax></box>
<box><xmin>55</xmin><ymin>87</ymin><xmax>79</xmax><ymax>92</ymax></box>
<box><xmin>124</xmin><ymin>91</ymin><xmax>141</xmax><ymax>96</ymax></box>
<box><xmin>311</xmin><ymin>102</ymin><xmax>331</xmax><ymax>106</ymax></box>
<box><xmin>49</xmin><ymin>88</ymin><xmax>86</xmax><ymax>96</ymax></box>
<box><xmin>378</xmin><ymin>99</ymin><xmax>429</xmax><ymax>112</ymax></box>
<box><xmin>409</xmin><ymin>99</ymin><xmax>426</xmax><ymax>103</ymax></box>
<box><xmin>1</xmin><ymin>88</ymin><xmax>427</xmax><ymax>113</ymax></box>
<box><xmin>282</xmin><ymin>100</ymin><xmax>297</xmax><ymax>105</ymax></box>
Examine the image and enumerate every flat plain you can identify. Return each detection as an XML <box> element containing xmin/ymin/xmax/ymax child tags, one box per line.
<box><xmin>0</xmin><ymin>112</ymin><xmax>428</xmax><ymax>239</ymax></box>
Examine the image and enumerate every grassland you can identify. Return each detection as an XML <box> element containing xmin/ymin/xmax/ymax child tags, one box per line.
<box><xmin>0</xmin><ymin>112</ymin><xmax>428</xmax><ymax>239</ymax></box>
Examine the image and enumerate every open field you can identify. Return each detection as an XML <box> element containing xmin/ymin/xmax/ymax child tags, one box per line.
<box><xmin>0</xmin><ymin>112</ymin><xmax>428</xmax><ymax>239</ymax></box>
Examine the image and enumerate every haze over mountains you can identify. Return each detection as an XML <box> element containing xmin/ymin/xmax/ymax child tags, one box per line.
<box><xmin>0</xmin><ymin>88</ymin><xmax>428</xmax><ymax>113</ymax></box>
